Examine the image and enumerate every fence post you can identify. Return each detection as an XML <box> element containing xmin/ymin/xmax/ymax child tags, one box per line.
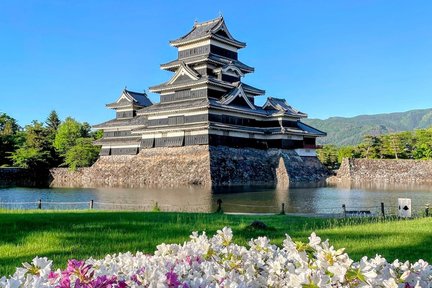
<box><xmin>89</xmin><ymin>200</ymin><xmax>94</xmax><ymax>209</ymax></box>
<box><xmin>426</xmin><ymin>204</ymin><xmax>429</xmax><ymax>217</ymax></box>
<box><xmin>280</xmin><ymin>203</ymin><xmax>285</xmax><ymax>215</ymax></box>
<box><xmin>216</xmin><ymin>199</ymin><xmax>223</xmax><ymax>213</ymax></box>
<box><xmin>381</xmin><ymin>202</ymin><xmax>385</xmax><ymax>218</ymax></box>
<box><xmin>342</xmin><ymin>204</ymin><xmax>346</xmax><ymax>218</ymax></box>
<box><xmin>38</xmin><ymin>199</ymin><xmax>42</xmax><ymax>209</ymax></box>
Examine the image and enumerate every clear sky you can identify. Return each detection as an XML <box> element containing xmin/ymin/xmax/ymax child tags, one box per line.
<box><xmin>1</xmin><ymin>0</ymin><xmax>431</xmax><ymax>126</ymax></box>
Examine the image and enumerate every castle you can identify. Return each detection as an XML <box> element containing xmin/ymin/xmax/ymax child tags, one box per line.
<box><xmin>93</xmin><ymin>17</ymin><xmax>325</xmax><ymax>157</ymax></box>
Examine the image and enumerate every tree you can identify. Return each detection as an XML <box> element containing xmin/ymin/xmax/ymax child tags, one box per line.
<box><xmin>317</xmin><ymin>145</ymin><xmax>339</xmax><ymax>169</ymax></box>
<box><xmin>44</xmin><ymin>111</ymin><xmax>63</xmax><ymax>166</ymax></box>
<box><xmin>359</xmin><ymin>135</ymin><xmax>381</xmax><ymax>159</ymax></box>
<box><xmin>64</xmin><ymin>138</ymin><xmax>100</xmax><ymax>170</ymax></box>
<box><xmin>0</xmin><ymin>113</ymin><xmax>22</xmax><ymax>166</ymax></box>
<box><xmin>9</xmin><ymin>121</ymin><xmax>52</xmax><ymax>169</ymax></box>
<box><xmin>91</xmin><ymin>129</ymin><xmax>103</xmax><ymax>140</ymax></box>
<box><xmin>337</xmin><ymin>146</ymin><xmax>357</xmax><ymax>163</ymax></box>
<box><xmin>381</xmin><ymin>134</ymin><xmax>404</xmax><ymax>159</ymax></box>
<box><xmin>80</xmin><ymin>122</ymin><xmax>91</xmax><ymax>138</ymax></box>
<box><xmin>9</xmin><ymin>147</ymin><xmax>49</xmax><ymax>169</ymax></box>
<box><xmin>54</xmin><ymin>117</ymin><xmax>84</xmax><ymax>155</ymax></box>
<box><xmin>45</xmin><ymin>110</ymin><xmax>61</xmax><ymax>133</ymax></box>
<box><xmin>0</xmin><ymin>114</ymin><xmax>20</xmax><ymax>134</ymax></box>
<box><xmin>412</xmin><ymin>127</ymin><xmax>432</xmax><ymax>159</ymax></box>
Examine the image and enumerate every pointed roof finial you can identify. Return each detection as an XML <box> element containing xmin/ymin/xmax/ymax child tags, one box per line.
<box><xmin>194</xmin><ymin>18</ymin><xmax>198</xmax><ymax>25</ymax></box>
<box><xmin>124</xmin><ymin>85</ymin><xmax>127</xmax><ymax>90</ymax></box>
<box><xmin>218</xmin><ymin>11</ymin><xmax>223</xmax><ymax>18</ymax></box>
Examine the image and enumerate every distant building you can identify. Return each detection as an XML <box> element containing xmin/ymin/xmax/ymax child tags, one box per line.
<box><xmin>94</xmin><ymin>17</ymin><xmax>325</xmax><ymax>156</ymax></box>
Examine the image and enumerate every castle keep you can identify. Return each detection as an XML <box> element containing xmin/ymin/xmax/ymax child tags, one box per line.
<box><xmin>93</xmin><ymin>17</ymin><xmax>325</xmax><ymax>156</ymax></box>
<box><xmin>49</xmin><ymin>17</ymin><xmax>333</xmax><ymax>188</ymax></box>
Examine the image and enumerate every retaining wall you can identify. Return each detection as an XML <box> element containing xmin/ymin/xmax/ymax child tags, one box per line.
<box><xmin>49</xmin><ymin>145</ymin><xmax>329</xmax><ymax>188</ymax></box>
<box><xmin>0</xmin><ymin>168</ymin><xmax>49</xmax><ymax>187</ymax></box>
<box><xmin>329</xmin><ymin>158</ymin><xmax>432</xmax><ymax>185</ymax></box>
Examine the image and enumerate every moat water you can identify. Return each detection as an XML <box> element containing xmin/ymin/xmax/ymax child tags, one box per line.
<box><xmin>1</xmin><ymin>184</ymin><xmax>432</xmax><ymax>215</ymax></box>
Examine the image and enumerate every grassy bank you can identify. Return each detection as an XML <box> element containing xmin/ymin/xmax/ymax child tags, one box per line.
<box><xmin>1</xmin><ymin>210</ymin><xmax>431</xmax><ymax>276</ymax></box>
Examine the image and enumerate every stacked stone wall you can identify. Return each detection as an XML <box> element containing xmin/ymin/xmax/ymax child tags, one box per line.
<box><xmin>50</xmin><ymin>146</ymin><xmax>211</xmax><ymax>188</ymax></box>
<box><xmin>329</xmin><ymin>158</ymin><xmax>432</xmax><ymax>185</ymax></box>
<box><xmin>49</xmin><ymin>146</ymin><xmax>329</xmax><ymax>188</ymax></box>
<box><xmin>0</xmin><ymin>168</ymin><xmax>49</xmax><ymax>187</ymax></box>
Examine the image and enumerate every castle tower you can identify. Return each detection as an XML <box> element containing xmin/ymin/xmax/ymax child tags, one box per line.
<box><xmin>94</xmin><ymin>17</ymin><xmax>325</xmax><ymax>156</ymax></box>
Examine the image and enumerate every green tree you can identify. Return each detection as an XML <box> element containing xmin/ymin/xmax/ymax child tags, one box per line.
<box><xmin>64</xmin><ymin>138</ymin><xmax>100</xmax><ymax>170</ymax></box>
<box><xmin>337</xmin><ymin>146</ymin><xmax>357</xmax><ymax>163</ymax></box>
<box><xmin>0</xmin><ymin>113</ymin><xmax>22</xmax><ymax>166</ymax></box>
<box><xmin>9</xmin><ymin>121</ymin><xmax>52</xmax><ymax>168</ymax></box>
<box><xmin>358</xmin><ymin>135</ymin><xmax>382</xmax><ymax>159</ymax></box>
<box><xmin>91</xmin><ymin>129</ymin><xmax>103</xmax><ymax>140</ymax></box>
<box><xmin>412</xmin><ymin>127</ymin><xmax>432</xmax><ymax>159</ymax></box>
<box><xmin>44</xmin><ymin>111</ymin><xmax>63</xmax><ymax>166</ymax></box>
<box><xmin>381</xmin><ymin>133</ymin><xmax>404</xmax><ymax>159</ymax></box>
<box><xmin>9</xmin><ymin>147</ymin><xmax>49</xmax><ymax>169</ymax></box>
<box><xmin>80</xmin><ymin>122</ymin><xmax>91</xmax><ymax>138</ymax></box>
<box><xmin>54</xmin><ymin>117</ymin><xmax>84</xmax><ymax>155</ymax></box>
<box><xmin>45</xmin><ymin>110</ymin><xmax>61</xmax><ymax>133</ymax></box>
<box><xmin>317</xmin><ymin>145</ymin><xmax>339</xmax><ymax>169</ymax></box>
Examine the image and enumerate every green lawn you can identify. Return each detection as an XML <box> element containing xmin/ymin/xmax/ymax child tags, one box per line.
<box><xmin>0</xmin><ymin>210</ymin><xmax>431</xmax><ymax>276</ymax></box>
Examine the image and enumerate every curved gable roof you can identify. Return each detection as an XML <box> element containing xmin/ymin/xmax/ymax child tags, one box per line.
<box><xmin>170</xmin><ymin>17</ymin><xmax>246</xmax><ymax>48</ymax></box>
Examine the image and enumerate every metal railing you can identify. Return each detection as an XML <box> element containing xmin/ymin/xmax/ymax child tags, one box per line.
<box><xmin>0</xmin><ymin>199</ymin><xmax>429</xmax><ymax>218</ymax></box>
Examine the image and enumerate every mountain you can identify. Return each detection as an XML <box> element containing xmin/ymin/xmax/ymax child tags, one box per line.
<box><xmin>304</xmin><ymin>108</ymin><xmax>432</xmax><ymax>146</ymax></box>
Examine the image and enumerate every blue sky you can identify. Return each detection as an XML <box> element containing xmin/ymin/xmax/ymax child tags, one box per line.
<box><xmin>1</xmin><ymin>0</ymin><xmax>431</xmax><ymax>126</ymax></box>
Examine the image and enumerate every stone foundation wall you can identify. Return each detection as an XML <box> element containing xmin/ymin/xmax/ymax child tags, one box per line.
<box><xmin>49</xmin><ymin>145</ymin><xmax>330</xmax><ymax>188</ymax></box>
<box><xmin>0</xmin><ymin>168</ymin><xmax>49</xmax><ymax>187</ymax></box>
<box><xmin>50</xmin><ymin>146</ymin><xmax>211</xmax><ymax>188</ymax></box>
<box><xmin>329</xmin><ymin>158</ymin><xmax>432</xmax><ymax>185</ymax></box>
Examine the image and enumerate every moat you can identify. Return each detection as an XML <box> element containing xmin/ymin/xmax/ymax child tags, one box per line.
<box><xmin>1</xmin><ymin>184</ymin><xmax>431</xmax><ymax>214</ymax></box>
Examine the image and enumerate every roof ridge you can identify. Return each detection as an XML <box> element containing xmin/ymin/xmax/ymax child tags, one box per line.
<box><xmin>194</xmin><ymin>16</ymin><xmax>223</xmax><ymax>27</ymax></box>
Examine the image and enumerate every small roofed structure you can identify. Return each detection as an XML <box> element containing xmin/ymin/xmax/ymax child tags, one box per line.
<box><xmin>93</xmin><ymin>17</ymin><xmax>325</xmax><ymax>157</ymax></box>
<box><xmin>105</xmin><ymin>89</ymin><xmax>152</xmax><ymax>119</ymax></box>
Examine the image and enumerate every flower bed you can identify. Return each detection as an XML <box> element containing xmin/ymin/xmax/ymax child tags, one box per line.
<box><xmin>1</xmin><ymin>227</ymin><xmax>431</xmax><ymax>287</ymax></box>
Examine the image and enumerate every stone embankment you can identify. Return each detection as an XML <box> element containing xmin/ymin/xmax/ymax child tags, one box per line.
<box><xmin>328</xmin><ymin>158</ymin><xmax>432</xmax><ymax>185</ymax></box>
<box><xmin>0</xmin><ymin>168</ymin><xmax>49</xmax><ymax>187</ymax></box>
<box><xmin>49</xmin><ymin>145</ymin><xmax>330</xmax><ymax>188</ymax></box>
<box><xmin>50</xmin><ymin>146</ymin><xmax>212</xmax><ymax>188</ymax></box>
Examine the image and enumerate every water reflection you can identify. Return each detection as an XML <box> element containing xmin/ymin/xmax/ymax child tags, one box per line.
<box><xmin>0</xmin><ymin>183</ymin><xmax>431</xmax><ymax>214</ymax></box>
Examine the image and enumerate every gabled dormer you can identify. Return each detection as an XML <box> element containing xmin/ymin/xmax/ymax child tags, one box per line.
<box><xmin>219</xmin><ymin>84</ymin><xmax>256</xmax><ymax>110</ymax></box>
<box><xmin>167</xmin><ymin>62</ymin><xmax>201</xmax><ymax>85</ymax></box>
<box><xmin>214</xmin><ymin>63</ymin><xmax>244</xmax><ymax>82</ymax></box>
<box><xmin>106</xmin><ymin>89</ymin><xmax>152</xmax><ymax>119</ymax></box>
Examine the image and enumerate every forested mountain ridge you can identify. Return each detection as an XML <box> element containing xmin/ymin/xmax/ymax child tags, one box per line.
<box><xmin>304</xmin><ymin>108</ymin><xmax>432</xmax><ymax>146</ymax></box>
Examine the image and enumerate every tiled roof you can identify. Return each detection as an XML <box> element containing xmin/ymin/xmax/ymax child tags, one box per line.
<box><xmin>94</xmin><ymin>137</ymin><xmax>141</xmax><ymax>145</ymax></box>
<box><xmin>240</xmin><ymin>82</ymin><xmax>265</xmax><ymax>96</ymax></box>
<box><xmin>209</xmin><ymin>121</ymin><xmax>325</xmax><ymax>137</ymax></box>
<box><xmin>160</xmin><ymin>53</ymin><xmax>254</xmax><ymax>73</ymax></box>
<box><xmin>170</xmin><ymin>17</ymin><xmax>246</xmax><ymax>48</ymax></box>
<box><xmin>92</xmin><ymin>115</ymin><xmax>148</xmax><ymax>129</ymax></box>
<box><xmin>296</xmin><ymin>122</ymin><xmax>327</xmax><ymax>136</ymax></box>
<box><xmin>263</xmin><ymin>97</ymin><xmax>307</xmax><ymax>118</ymax></box>
<box><xmin>137</xmin><ymin>98</ymin><xmax>209</xmax><ymax>114</ymax></box>
<box><xmin>150</xmin><ymin>75</ymin><xmax>263</xmax><ymax>95</ymax></box>
<box><xmin>106</xmin><ymin>89</ymin><xmax>152</xmax><ymax>109</ymax></box>
<box><xmin>125</xmin><ymin>90</ymin><xmax>153</xmax><ymax>107</ymax></box>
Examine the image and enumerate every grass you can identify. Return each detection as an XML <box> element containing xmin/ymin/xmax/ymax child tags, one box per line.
<box><xmin>0</xmin><ymin>210</ymin><xmax>432</xmax><ymax>276</ymax></box>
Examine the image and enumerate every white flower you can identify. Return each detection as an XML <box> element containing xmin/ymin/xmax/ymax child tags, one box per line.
<box><xmin>1</xmin><ymin>227</ymin><xmax>431</xmax><ymax>288</ymax></box>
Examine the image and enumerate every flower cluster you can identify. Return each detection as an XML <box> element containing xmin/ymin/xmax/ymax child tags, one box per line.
<box><xmin>1</xmin><ymin>227</ymin><xmax>431</xmax><ymax>287</ymax></box>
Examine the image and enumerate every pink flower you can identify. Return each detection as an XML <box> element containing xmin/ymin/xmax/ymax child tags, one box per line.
<box><xmin>166</xmin><ymin>270</ymin><xmax>181</xmax><ymax>288</ymax></box>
